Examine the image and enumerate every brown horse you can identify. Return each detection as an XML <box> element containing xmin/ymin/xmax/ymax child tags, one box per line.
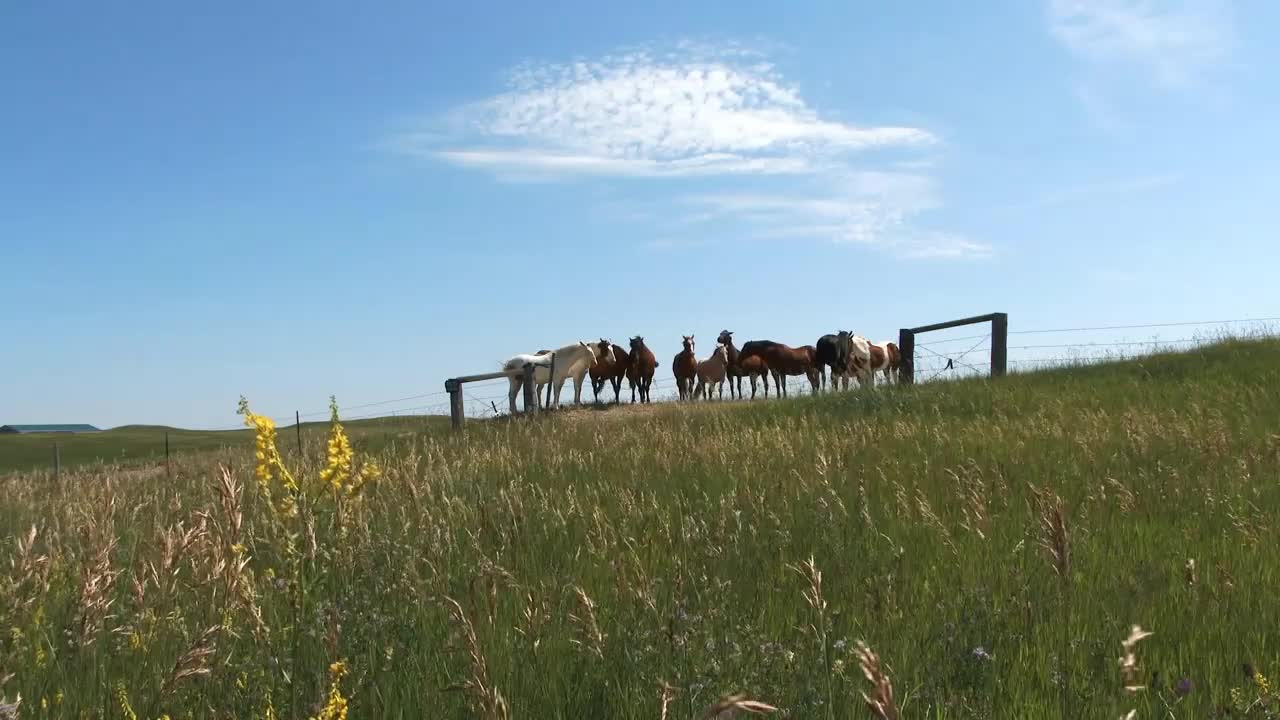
<box><xmin>672</xmin><ymin>335</ymin><xmax>698</xmax><ymax>401</ymax></box>
<box><xmin>738</xmin><ymin>340</ymin><xmax>819</xmax><ymax>398</ymax></box>
<box><xmin>627</xmin><ymin>336</ymin><xmax>658</xmax><ymax>403</ymax></box>
<box><xmin>718</xmin><ymin>329</ymin><xmax>769</xmax><ymax>400</ymax></box>
<box><xmin>589</xmin><ymin>338</ymin><xmax>630</xmax><ymax>403</ymax></box>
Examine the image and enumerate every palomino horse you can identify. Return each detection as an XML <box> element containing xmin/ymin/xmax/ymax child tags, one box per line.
<box><xmin>693</xmin><ymin>343</ymin><xmax>730</xmax><ymax>400</ymax></box>
<box><xmin>738</xmin><ymin>341</ymin><xmax>819</xmax><ymax>398</ymax></box>
<box><xmin>627</xmin><ymin>336</ymin><xmax>658</xmax><ymax>403</ymax></box>
<box><xmin>815</xmin><ymin>331</ymin><xmax>857</xmax><ymax>392</ymax></box>
<box><xmin>589</xmin><ymin>339</ymin><xmax>630</xmax><ymax>404</ymax></box>
<box><xmin>672</xmin><ymin>335</ymin><xmax>698</xmax><ymax>401</ymax></box>
<box><xmin>718</xmin><ymin>329</ymin><xmax>769</xmax><ymax>400</ymax></box>
<box><xmin>501</xmin><ymin>341</ymin><xmax>612</xmax><ymax>412</ymax></box>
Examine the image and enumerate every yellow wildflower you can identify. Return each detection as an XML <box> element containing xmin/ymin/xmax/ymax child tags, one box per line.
<box><xmin>311</xmin><ymin>660</ymin><xmax>349</xmax><ymax>720</ymax></box>
<box><xmin>319</xmin><ymin>397</ymin><xmax>354</xmax><ymax>493</ymax></box>
<box><xmin>239</xmin><ymin>397</ymin><xmax>299</xmax><ymax>519</ymax></box>
<box><xmin>116</xmin><ymin>683</ymin><xmax>139</xmax><ymax>720</ymax></box>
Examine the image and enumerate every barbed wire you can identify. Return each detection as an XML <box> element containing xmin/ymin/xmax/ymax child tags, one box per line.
<box><xmin>197</xmin><ymin>316</ymin><xmax>1278</xmax><ymax>426</ymax></box>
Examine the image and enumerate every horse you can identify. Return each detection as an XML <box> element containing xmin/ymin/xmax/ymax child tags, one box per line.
<box><xmin>867</xmin><ymin>340</ymin><xmax>901</xmax><ymax>385</ymax></box>
<box><xmin>718</xmin><ymin>329</ymin><xmax>769</xmax><ymax>400</ymax></box>
<box><xmin>627</xmin><ymin>336</ymin><xmax>658</xmax><ymax>403</ymax></box>
<box><xmin>846</xmin><ymin>335</ymin><xmax>874</xmax><ymax>388</ymax></box>
<box><xmin>502</xmin><ymin>341</ymin><xmax>612</xmax><ymax>412</ymax></box>
<box><xmin>693</xmin><ymin>343</ymin><xmax>730</xmax><ymax>400</ymax></box>
<box><xmin>672</xmin><ymin>335</ymin><xmax>698</xmax><ymax>401</ymax></box>
<box><xmin>738</xmin><ymin>340</ymin><xmax>819</xmax><ymax>398</ymax></box>
<box><xmin>815</xmin><ymin>331</ymin><xmax>857</xmax><ymax>392</ymax></box>
<box><xmin>588</xmin><ymin>338</ymin><xmax>630</xmax><ymax>404</ymax></box>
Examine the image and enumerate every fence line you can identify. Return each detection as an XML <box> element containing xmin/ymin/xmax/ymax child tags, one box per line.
<box><xmin>195</xmin><ymin>315</ymin><xmax>1277</xmax><ymax>428</ymax></box>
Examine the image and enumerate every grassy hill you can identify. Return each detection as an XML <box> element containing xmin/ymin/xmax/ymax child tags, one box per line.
<box><xmin>0</xmin><ymin>415</ymin><xmax>453</xmax><ymax>474</ymax></box>
<box><xmin>1</xmin><ymin>338</ymin><xmax>1278</xmax><ymax>718</ymax></box>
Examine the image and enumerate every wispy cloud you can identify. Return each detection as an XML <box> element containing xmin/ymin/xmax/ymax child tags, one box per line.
<box><xmin>681</xmin><ymin>172</ymin><xmax>992</xmax><ymax>260</ymax></box>
<box><xmin>393</xmin><ymin>45</ymin><xmax>934</xmax><ymax>178</ymax></box>
<box><xmin>1048</xmin><ymin>0</ymin><xmax>1235</xmax><ymax>88</ymax></box>
<box><xmin>390</xmin><ymin>41</ymin><xmax>981</xmax><ymax>260</ymax></box>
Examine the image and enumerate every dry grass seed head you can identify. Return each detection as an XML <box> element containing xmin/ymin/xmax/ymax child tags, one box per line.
<box><xmin>700</xmin><ymin>694</ymin><xmax>778</xmax><ymax>719</ymax></box>
<box><xmin>1119</xmin><ymin>625</ymin><xmax>1153</xmax><ymax>693</ymax></box>
<box><xmin>855</xmin><ymin>641</ymin><xmax>899</xmax><ymax>720</ymax></box>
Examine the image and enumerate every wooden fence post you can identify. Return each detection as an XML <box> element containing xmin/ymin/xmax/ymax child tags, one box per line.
<box><xmin>165</xmin><ymin>432</ymin><xmax>171</xmax><ymax>477</ymax></box>
<box><xmin>53</xmin><ymin>442</ymin><xmax>61</xmax><ymax>479</ymax></box>
<box><xmin>446</xmin><ymin>379</ymin><xmax>464</xmax><ymax>430</ymax></box>
<box><xmin>991</xmin><ymin>312</ymin><xmax>1008</xmax><ymax>377</ymax></box>
<box><xmin>295</xmin><ymin>410</ymin><xmax>303</xmax><ymax>456</ymax></box>
<box><xmin>545</xmin><ymin>353</ymin><xmax>556</xmax><ymax>409</ymax></box>
<box><xmin>522</xmin><ymin>363</ymin><xmax>537</xmax><ymax>414</ymax></box>
<box><xmin>898</xmin><ymin>329</ymin><xmax>915</xmax><ymax>385</ymax></box>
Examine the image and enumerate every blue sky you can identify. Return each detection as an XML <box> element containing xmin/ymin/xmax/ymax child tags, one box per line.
<box><xmin>2</xmin><ymin>1</ymin><xmax>1277</xmax><ymax>429</ymax></box>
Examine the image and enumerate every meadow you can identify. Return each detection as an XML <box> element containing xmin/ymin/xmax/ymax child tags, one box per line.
<box><xmin>1</xmin><ymin>338</ymin><xmax>1278</xmax><ymax>719</ymax></box>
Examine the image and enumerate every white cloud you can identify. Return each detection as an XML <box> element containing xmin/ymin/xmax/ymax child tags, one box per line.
<box><xmin>1048</xmin><ymin>0</ymin><xmax>1235</xmax><ymax>87</ymax></box>
<box><xmin>397</xmin><ymin>45</ymin><xmax>935</xmax><ymax>178</ymax></box>
<box><xmin>390</xmin><ymin>41</ymin><xmax>980</xmax><ymax>260</ymax></box>
<box><xmin>680</xmin><ymin>172</ymin><xmax>991</xmax><ymax>259</ymax></box>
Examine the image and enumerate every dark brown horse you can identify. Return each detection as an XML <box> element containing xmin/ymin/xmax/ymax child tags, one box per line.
<box><xmin>738</xmin><ymin>340</ymin><xmax>819</xmax><ymax>398</ymax></box>
<box><xmin>627</xmin><ymin>336</ymin><xmax>658</xmax><ymax>403</ymax></box>
<box><xmin>718</xmin><ymin>329</ymin><xmax>769</xmax><ymax>400</ymax></box>
<box><xmin>672</xmin><ymin>335</ymin><xmax>698</xmax><ymax>401</ymax></box>
<box><xmin>589</xmin><ymin>339</ymin><xmax>630</xmax><ymax>403</ymax></box>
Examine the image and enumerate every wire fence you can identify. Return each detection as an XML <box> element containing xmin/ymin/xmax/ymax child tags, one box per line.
<box><xmin>204</xmin><ymin>315</ymin><xmax>1280</xmax><ymax>428</ymax></box>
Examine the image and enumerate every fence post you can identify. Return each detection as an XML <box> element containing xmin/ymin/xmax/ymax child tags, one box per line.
<box><xmin>165</xmin><ymin>432</ymin><xmax>171</xmax><ymax>477</ymax></box>
<box><xmin>295</xmin><ymin>410</ymin><xmax>303</xmax><ymax>456</ymax></box>
<box><xmin>53</xmin><ymin>442</ymin><xmax>61</xmax><ymax>479</ymax></box>
<box><xmin>545</xmin><ymin>353</ymin><xmax>556</xmax><ymax>409</ymax></box>
<box><xmin>991</xmin><ymin>312</ymin><xmax>1009</xmax><ymax>378</ymax></box>
<box><xmin>522</xmin><ymin>363</ymin><xmax>537</xmax><ymax>414</ymax></box>
<box><xmin>445</xmin><ymin>379</ymin><xmax>465</xmax><ymax>430</ymax></box>
<box><xmin>898</xmin><ymin>329</ymin><xmax>915</xmax><ymax>384</ymax></box>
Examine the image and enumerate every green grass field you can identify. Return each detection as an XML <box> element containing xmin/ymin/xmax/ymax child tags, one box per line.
<box><xmin>0</xmin><ymin>416</ymin><xmax>453</xmax><ymax>475</ymax></box>
<box><xmin>2</xmin><ymin>339</ymin><xmax>1278</xmax><ymax>718</ymax></box>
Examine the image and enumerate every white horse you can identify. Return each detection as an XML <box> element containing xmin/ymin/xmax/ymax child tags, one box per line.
<box><xmin>502</xmin><ymin>341</ymin><xmax>613</xmax><ymax>412</ymax></box>
<box><xmin>693</xmin><ymin>343</ymin><xmax>730</xmax><ymax>400</ymax></box>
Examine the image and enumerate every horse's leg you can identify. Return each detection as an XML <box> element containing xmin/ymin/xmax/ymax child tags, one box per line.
<box><xmin>508</xmin><ymin>376</ymin><xmax>520</xmax><ymax>414</ymax></box>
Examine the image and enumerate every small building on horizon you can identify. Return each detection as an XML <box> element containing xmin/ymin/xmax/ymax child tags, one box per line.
<box><xmin>0</xmin><ymin>424</ymin><xmax>102</xmax><ymax>434</ymax></box>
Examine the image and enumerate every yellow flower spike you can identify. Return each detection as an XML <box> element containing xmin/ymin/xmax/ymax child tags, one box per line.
<box><xmin>311</xmin><ymin>660</ymin><xmax>350</xmax><ymax>720</ymax></box>
<box><xmin>239</xmin><ymin>396</ymin><xmax>300</xmax><ymax>522</ymax></box>
<box><xmin>319</xmin><ymin>396</ymin><xmax>354</xmax><ymax>493</ymax></box>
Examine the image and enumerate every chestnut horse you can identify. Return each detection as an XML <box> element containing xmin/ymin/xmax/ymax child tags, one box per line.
<box><xmin>868</xmin><ymin>340</ymin><xmax>902</xmax><ymax>385</ymax></box>
<box><xmin>627</xmin><ymin>336</ymin><xmax>658</xmax><ymax>403</ymax></box>
<box><xmin>694</xmin><ymin>343</ymin><xmax>730</xmax><ymax>400</ymax></box>
<box><xmin>738</xmin><ymin>340</ymin><xmax>819</xmax><ymax>398</ymax></box>
<box><xmin>589</xmin><ymin>338</ymin><xmax>630</xmax><ymax>403</ymax></box>
<box><xmin>672</xmin><ymin>335</ymin><xmax>698</xmax><ymax>401</ymax></box>
<box><xmin>718</xmin><ymin>329</ymin><xmax>769</xmax><ymax>400</ymax></box>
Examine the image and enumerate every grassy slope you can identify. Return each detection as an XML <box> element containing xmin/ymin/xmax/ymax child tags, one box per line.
<box><xmin>1</xmin><ymin>339</ymin><xmax>1278</xmax><ymax>718</ymax></box>
<box><xmin>0</xmin><ymin>415</ymin><xmax>453</xmax><ymax>474</ymax></box>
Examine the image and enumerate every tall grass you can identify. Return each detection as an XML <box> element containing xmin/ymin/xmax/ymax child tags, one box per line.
<box><xmin>2</xmin><ymin>338</ymin><xmax>1279</xmax><ymax>718</ymax></box>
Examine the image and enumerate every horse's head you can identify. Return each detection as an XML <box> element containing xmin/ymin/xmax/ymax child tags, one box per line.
<box><xmin>682</xmin><ymin>335</ymin><xmax>695</xmax><ymax>354</ymax></box>
<box><xmin>629</xmin><ymin>336</ymin><xmax>644</xmax><ymax>352</ymax></box>
<box><xmin>717</xmin><ymin>329</ymin><xmax>734</xmax><ymax>346</ymax></box>
<box><xmin>598</xmin><ymin>341</ymin><xmax>616</xmax><ymax>367</ymax></box>
<box><xmin>715</xmin><ymin>343</ymin><xmax>729</xmax><ymax>362</ymax></box>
